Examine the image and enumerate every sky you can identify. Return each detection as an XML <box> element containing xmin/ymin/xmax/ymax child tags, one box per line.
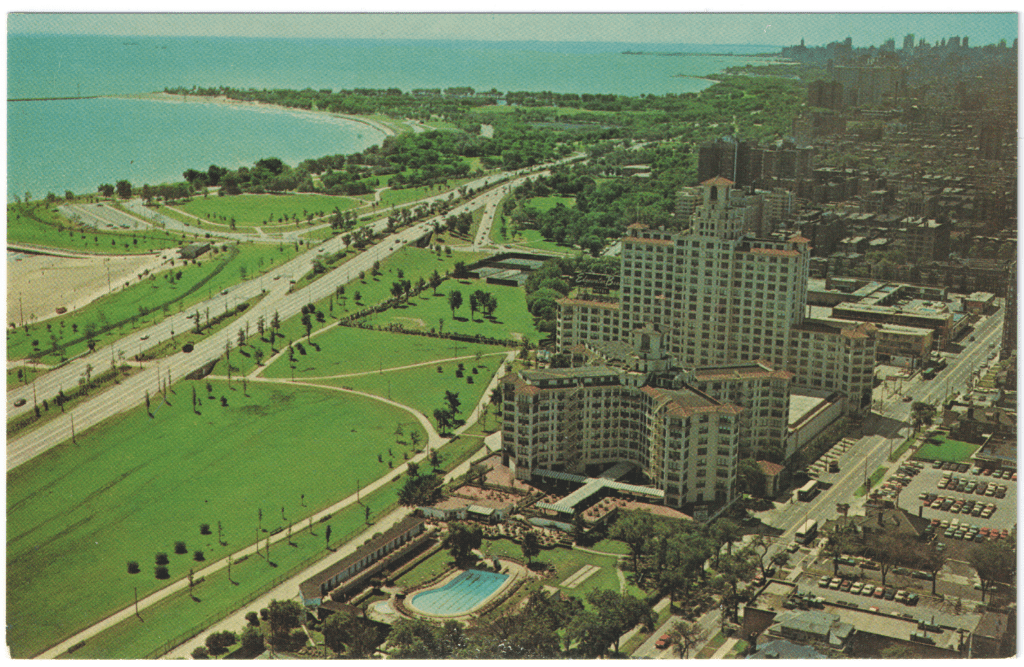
<box><xmin>7</xmin><ymin>10</ymin><xmax>1019</xmax><ymax>47</ymax></box>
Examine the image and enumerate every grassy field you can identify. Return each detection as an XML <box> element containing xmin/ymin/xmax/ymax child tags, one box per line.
<box><xmin>854</xmin><ymin>466</ymin><xmax>889</xmax><ymax>497</ymax></box>
<box><xmin>45</xmin><ymin>399</ymin><xmax>489</xmax><ymax>660</ymax></box>
<box><xmin>7</xmin><ymin>365</ymin><xmax>44</xmax><ymax>387</ymax></box>
<box><xmin>213</xmin><ymin>247</ymin><xmax>484</xmax><ymax>378</ymax></box>
<box><xmin>7</xmin><ymin>380</ymin><xmax>425</xmax><ymax>658</ymax></box>
<box><xmin>504</xmin><ymin>228</ymin><xmax>577</xmax><ymax>255</ymax></box>
<box><xmin>6</xmin><ymin>243</ymin><xmax>300</xmax><ymax>364</ymax></box>
<box><xmin>175</xmin><ymin>193</ymin><xmax>365</xmax><ymax>227</ymax></box>
<box><xmin>7</xmin><ymin>203</ymin><xmax>182</xmax><ymax>254</ymax></box>
<box><xmin>523</xmin><ymin>196</ymin><xmax>576</xmax><ymax>213</ymax></box>
<box><xmin>315</xmin><ymin>353</ymin><xmax>506</xmax><ymax>431</ymax></box>
<box><xmin>482</xmin><ymin>539</ymin><xmax>640</xmax><ymax>604</ymax></box>
<box><xmin>587</xmin><ymin>538</ymin><xmax>632</xmax><ymax>555</ymax></box>
<box><xmin>262</xmin><ymin>326</ymin><xmax>509</xmax><ymax>379</ymax></box>
<box><xmin>913</xmin><ymin>434</ymin><xmax>981</xmax><ymax>463</ymax></box>
<box><xmin>362</xmin><ymin>278</ymin><xmax>542</xmax><ymax>344</ymax></box>
<box><xmin>395</xmin><ymin>547</ymin><xmax>455</xmax><ymax>589</ymax></box>
<box><xmin>439</xmin><ymin>205</ymin><xmax>485</xmax><ymax>248</ymax></box>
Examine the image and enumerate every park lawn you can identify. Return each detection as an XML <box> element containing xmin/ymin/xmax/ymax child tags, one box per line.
<box><xmin>300</xmin><ymin>226</ymin><xmax>339</xmax><ymax>241</ymax></box>
<box><xmin>6</xmin><ymin>379</ymin><xmax>424</xmax><ymax>658</ymax></box>
<box><xmin>6</xmin><ymin>242</ymin><xmax>300</xmax><ymax>364</ymax></box>
<box><xmin>57</xmin><ymin>479</ymin><xmax>406</xmax><ymax>660</ymax></box>
<box><xmin>7</xmin><ymin>203</ymin><xmax>182</xmax><ymax>254</ymax></box>
<box><xmin>379</xmin><ymin>185</ymin><xmax>437</xmax><ymax>208</ymax></box>
<box><xmin>217</xmin><ymin>247</ymin><xmax>483</xmax><ymax>378</ymax></box>
<box><xmin>440</xmin><ymin>205</ymin><xmax>485</xmax><ymax>248</ymax></box>
<box><xmin>175</xmin><ymin>193</ymin><xmax>365</xmax><ymax>227</ymax></box>
<box><xmin>489</xmin><ymin>193</ymin><xmax>513</xmax><ymax>244</ymax></box>
<box><xmin>506</xmin><ymin>228</ymin><xmax>577</xmax><ymax>255</ymax></box>
<box><xmin>262</xmin><ymin>326</ymin><xmax>509</xmax><ymax>379</ymax></box>
<box><xmin>363</xmin><ymin>278</ymin><xmax>542</xmax><ymax>344</ymax></box>
<box><xmin>313</xmin><ymin>353</ymin><xmax>505</xmax><ymax>431</ymax></box>
<box><xmin>395</xmin><ymin>547</ymin><xmax>456</xmax><ymax>589</ymax></box>
<box><xmin>523</xmin><ymin>196</ymin><xmax>576</xmax><ymax>213</ymax></box>
<box><xmin>854</xmin><ymin>466</ymin><xmax>889</xmax><ymax>497</ymax></box>
<box><xmin>913</xmin><ymin>434</ymin><xmax>980</xmax><ymax>463</ymax></box>
<box><xmin>155</xmin><ymin>205</ymin><xmax>229</xmax><ymax>233</ymax></box>
<box><xmin>140</xmin><ymin>295</ymin><xmax>265</xmax><ymax>363</ymax></box>
<box><xmin>483</xmin><ymin>539</ymin><xmax>630</xmax><ymax>604</ymax></box>
<box><xmin>587</xmin><ymin>538</ymin><xmax>632</xmax><ymax>556</ymax></box>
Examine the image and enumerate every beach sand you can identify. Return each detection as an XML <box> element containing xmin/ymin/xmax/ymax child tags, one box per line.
<box><xmin>7</xmin><ymin>251</ymin><xmax>173</xmax><ymax>328</ymax></box>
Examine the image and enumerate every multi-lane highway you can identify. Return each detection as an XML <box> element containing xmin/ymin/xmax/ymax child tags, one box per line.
<box><xmin>6</xmin><ymin>167</ymin><xmax>557</xmax><ymax>471</ymax></box>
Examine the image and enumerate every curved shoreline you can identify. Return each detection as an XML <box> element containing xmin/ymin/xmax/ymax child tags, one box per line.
<box><xmin>113</xmin><ymin>91</ymin><xmax>399</xmax><ymax>138</ymax></box>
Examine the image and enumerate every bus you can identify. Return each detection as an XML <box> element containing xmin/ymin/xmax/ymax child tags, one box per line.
<box><xmin>795</xmin><ymin>519</ymin><xmax>818</xmax><ymax>545</ymax></box>
<box><xmin>796</xmin><ymin>479</ymin><xmax>819</xmax><ymax>501</ymax></box>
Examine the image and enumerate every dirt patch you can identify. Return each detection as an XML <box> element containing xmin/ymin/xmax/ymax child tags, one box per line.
<box><xmin>7</xmin><ymin>251</ymin><xmax>173</xmax><ymax>326</ymax></box>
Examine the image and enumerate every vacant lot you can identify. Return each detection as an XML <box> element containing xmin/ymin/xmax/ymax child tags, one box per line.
<box><xmin>6</xmin><ymin>379</ymin><xmax>424</xmax><ymax>658</ymax></box>
<box><xmin>7</xmin><ymin>203</ymin><xmax>182</xmax><ymax>254</ymax></box>
<box><xmin>913</xmin><ymin>434</ymin><xmax>980</xmax><ymax>463</ymax></box>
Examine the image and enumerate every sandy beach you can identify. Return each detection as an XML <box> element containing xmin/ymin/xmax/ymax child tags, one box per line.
<box><xmin>129</xmin><ymin>91</ymin><xmax>400</xmax><ymax>138</ymax></box>
<box><xmin>7</xmin><ymin>251</ymin><xmax>172</xmax><ymax>328</ymax></box>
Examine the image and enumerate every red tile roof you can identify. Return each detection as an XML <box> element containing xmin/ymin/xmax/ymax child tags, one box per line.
<box><xmin>758</xmin><ymin>460</ymin><xmax>785</xmax><ymax>476</ymax></box>
<box><xmin>701</xmin><ymin>176</ymin><xmax>735</xmax><ymax>186</ymax></box>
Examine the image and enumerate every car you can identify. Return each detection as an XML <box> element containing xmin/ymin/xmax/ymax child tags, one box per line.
<box><xmin>655</xmin><ymin>634</ymin><xmax>671</xmax><ymax>650</ymax></box>
<box><xmin>950</xmin><ymin>504</ymin><xmax>962</xmax><ymax>514</ymax></box>
<box><xmin>958</xmin><ymin>463</ymin><xmax>970</xmax><ymax>473</ymax></box>
<box><xmin>861</xmin><ymin>584</ymin><xmax>874</xmax><ymax>596</ymax></box>
<box><xmin>895</xmin><ymin>590</ymin><xmax>908</xmax><ymax>602</ymax></box>
<box><xmin>985</xmin><ymin>487</ymin><xmax>996</xmax><ymax>496</ymax></box>
<box><xmin>974</xmin><ymin>533</ymin><xmax>986</xmax><ymax>543</ymax></box>
<box><xmin>944</xmin><ymin>528</ymin><xmax>956</xmax><ymax>538</ymax></box>
<box><xmin>1003</xmin><ymin>470</ymin><xmax>1013</xmax><ymax>479</ymax></box>
<box><xmin>966</xmin><ymin>482</ymin><xmax>977</xmax><ymax>493</ymax></box>
<box><xmin>850</xmin><ymin>582</ymin><xmax>864</xmax><ymax>595</ymax></box>
<box><xmin>884</xmin><ymin>588</ymin><xmax>896</xmax><ymax>600</ymax></box>
<box><xmin>1013</xmin><ymin>473</ymin><xmax>1018</xmax><ymax>481</ymax></box>
<box><xmin>819</xmin><ymin>576</ymin><xmax>831</xmax><ymax>588</ymax></box>
<box><xmin>972</xmin><ymin>467</ymin><xmax>982</xmax><ymax>475</ymax></box>
<box><xmin>932</xmin><ymin>460</ymin><xmax>944</xmax><ymax>469</ymax></box>
<box><xmin>983</xmin><ymin>469</ymin><xmax>994</xmax><ymax>476</ymax></box>
<box><xmin>787</xmin><ymin>542</ymin><xmax>800</xmax><ymax>553</ymax></box>
<box><xmin>995</xmin><ymin>488</ymin><xmax>1006</xmax><ymax>499</ymax></box>
<box><xmin>980</xmin><ymin>509</ymin><xmax>993</xmax><ymax>519</ymax></box>
<box><xmin>221</xmin><ymin>290</ymin><xmax>229</xmax><ymax>295</ymax></box>
<box><xmin>940</xmin><ymin>519</ymin><xmax>950</xmax><ymax>528</ymax></box>
<box><xmin>140</xmin><ymin>334</ymin><xmax>149</xmax><ymax>340</ymax></box>
<box><xmin>840</xmin><ymin>579</ymin><xmax>853</xmax><ymax>591</ymax></box>
<box><xmin>829</xmin><ymin>579</ymin><xmax>841</xmax><ymax>590</ymax></box>
<box><xmin>273</xmin><ymin>275</ymin><xmax>281</xmax><ymax>280</ymax></box>
<box><xmin>13</xmin><ymin>398</ymin><xmax>26</xmax><ymax>407</ymax></box>
<box><xmin>1001</xmin><ymin>529</ymin><xmax>1009</xmax><ymax>537</ymax></box>
<box><xmin>906</xmin><ymin>592</ymin><xmax>919</xmax><ymax>605</ymax></box>
<box><xmin>873</xmin><ymin>587</ymin><xmax>885</xmax><ymax>598</ymax></box>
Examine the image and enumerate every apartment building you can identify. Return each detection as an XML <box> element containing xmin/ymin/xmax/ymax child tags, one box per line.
<box><xmin>557</xmin><ymin>177</ymin><xmax>877</xmax><ymax>414</ymax></box>
<box><xmin>500</xmin><ymin>327</ymin><xmax>743</xmax><ymax>507</ymax></box>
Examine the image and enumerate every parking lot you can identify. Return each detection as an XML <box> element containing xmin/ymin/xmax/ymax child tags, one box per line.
<box><xmin>898</xmin><ymin>460</ymin><xmax>1017</xmax><ymax>541</ymax></box>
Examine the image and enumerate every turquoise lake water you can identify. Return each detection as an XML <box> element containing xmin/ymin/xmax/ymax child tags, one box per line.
<box><xmin>7</xmin><ymin>34</ymin><xmax>776</xmax><ymax>200</ymax></box>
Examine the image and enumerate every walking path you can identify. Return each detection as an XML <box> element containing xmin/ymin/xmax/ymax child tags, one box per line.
<box><xmin>34</xmin><ymin>350</ymin><xmax>515</xmax><ymax>659</ymax></box>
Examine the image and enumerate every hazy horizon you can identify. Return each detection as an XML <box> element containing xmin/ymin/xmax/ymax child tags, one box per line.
<box><xmin>8</xmin><ymin>12</ymin><xmax>1018</xmax><ymax>49</ymax></box>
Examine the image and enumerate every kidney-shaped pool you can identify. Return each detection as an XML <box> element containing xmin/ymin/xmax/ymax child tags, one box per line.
<box><xmin>407</xmin><ymin>569</ymin><xmax>509</xmax><ymax>616</ymax></box>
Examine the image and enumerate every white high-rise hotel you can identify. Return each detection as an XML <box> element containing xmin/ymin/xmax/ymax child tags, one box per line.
<box><xmin>559</xmin><ymin>178</ymin><xmax>876</xmax><ymax>426</ymax></box>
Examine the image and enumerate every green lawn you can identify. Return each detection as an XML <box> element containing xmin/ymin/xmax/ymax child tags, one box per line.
<box><xmin>7</xmin><ymin>380</ymin><xmax>425</xmax><ymax>658</ymax></box>
<box><xmin>362</xmin><ymin>278</ymin><xmax>542</xmax><ymax>344</ymax></box>
<box><xmin>588</xmin><ymin>538</ymin><xmax>632</xmax><ymax>556</ymax></box>
<box><xmin>7</xmin><ymin>203</ymin><xmax>183</xmax><ymax>254</ymax></box>
<box><xmin>175</xmin><ymin>193</ymin><xmax>365</xmax><ymax>227</ymax></box>
<box><xmin>482</xmin><ymin>539</ymin><xmax>636</xmax><ymax>604</ymax></box>
<box><xmin>314</xmin><ymin>354</ymin><xmax>505</xmax><ymax>431</ymax></box>
<box><xmin>6</xmin><ymin>365</ymin><xmax>44</xmax><ymax>387</ymax></box>
<box><xmin>854</xmin><ymin>466</ymin><xmax>889</xmax><ymax>497</ymax></box>
<box><xmin>262</xmin><ymin>326</ymin><xmax>509</xmax><ymax>379</ymax></box>
<box><xmin>58</xmin><ymin>479</ymin><xmax>406</xmax><ymax>660</ymax></box>
<box><xmin>51</xmin><ymin>400</ymin><xmax>489</xmax><ymax>660</ymax></box>
<box><xmin>216</xmin><ymin>247</ymin><xmax>483</xmax><ymax>378</ymax></box>
<box><xmin>395</xmin><ymin>548</ymin><xmax>455</xmax><ymax>589</ymax></box>
<box><xmin>523</xmin><ymin>196</ymin><xmax>576</xmax><ymax>213</ymax></box>
<box><xmin>505</xmin><ymin>228</ymin><xmax>577</xmax><ymax>255</ymax></box>
<box><xmin>913</xmin><ymin>434</ymin><xmax>981</xmax><ymax>463</ymax></box>
<box><xmin>6</xmin><ymin>243</ymin><xmax>300</xmax><ymax>364</ymax></box>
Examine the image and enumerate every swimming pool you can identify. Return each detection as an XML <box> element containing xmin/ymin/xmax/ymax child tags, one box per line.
<box><xmin>407</xmin><ymin>569</ymin><xmax>509</xmax><ymax>616</ymax></box>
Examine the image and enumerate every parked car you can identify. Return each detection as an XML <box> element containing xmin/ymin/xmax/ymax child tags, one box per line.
<box><xmin>860</xmin><ymin>584</ymin><xmax>875</xmax><ymax>597</ymax></box>
<box><xmin>850</xmin><ymin>582</ymin><xmax>864</xmax><ymax>595</ymax></box>
<box><xmin>655</xmin><ymin>634</ymin><xmax>672</xmax><ymax>649</ymax></box>
<box><xmin>819</xmin><ymin>576</ymin><xmax>831</xmax><ymax>588</ymax></box>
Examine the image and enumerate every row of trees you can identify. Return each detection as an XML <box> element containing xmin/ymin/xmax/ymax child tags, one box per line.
<box><xmin>386</xmin><ymin>587</ymin><xmax>654</xmax><ymax>658</ymax></box>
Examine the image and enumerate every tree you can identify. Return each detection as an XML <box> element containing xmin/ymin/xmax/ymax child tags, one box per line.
<box><xmin>388</xmin><ymin>618</ymin><xmax>465</xmax><ymax>659</ymax></box>
<box><xmin>433</xmin><ymin>408</ymin><xmax>452</xmax><ymax>434</ymax></box>
<box><xmin>429</xmin><ymin>270</ymin><xmax>442</xmax><ymax>295</ymax></box>
<box><xmin>709</xmin><ymin>518</ymin><xmax>744</xmax><ymax>564</ymax></box>
<box><xmin>115</xmin><ymin>180</ymin><xmax>132</xmax><ymax>199</ymax></box>
<box><xmin>240</xmin><ymin>626</ymin><xmax>264</xmax><ymax>654</ymax></box>
<box><xmin>448</xmin><ymin>289</ymin><xmax>463</xmax><ymax>318</ymax></box>
<box><xmin>667</xmin><ymin>621</ymin><xmax>701</xmax><ymax>658</ymax></box>
<box><xmin>915</xmin><ymin>543</ymin><xmax>947</xmax><ymax>595</ymax></box>
<box><xmin>245</xmin><ymin>611</ymin><xmax>260</xmax><ymax>626</ymax></box>
<box><xmin>444</xmin><ymin>390</ymin><xmax>461</xmax><ymax>415</ymax></box>
<box><xmin>864</xmin><ymin>532</ymin><xmax>904</xmax><ymax>587</ymax></box>
<box><xmin>609</xmin><ymin>511</ymin><xmax>655</xmax><ymax>574</ymax></box>
<box><xmin>267</xmin><ymin>599</ymin><xmax>304</xmax><ymax>648</ymax></box>
<box><xmin>191</xmin><ymin>646</ymin><xmax>209</xmax><ymax>659</ymax></box>
<box><xmin>324</xmin><ymin>611</ymin><xmax>379</xmax><ymax>657</ymax></box>
<box><xmin>968</xmin><ymin>541</ymin><xmax>1014</xmax><ymax>603</ymax></box>
<box><xmin>443</xmin><ymin>523</ymin><xmax>482</xmax><ymax>565</ymax></box>
<box><xmin>398</xmin><ymin>472</ymin><xmax>442</xmax><ymax>506</ymax></box>
<box><xmin>521</xmin><ymin>530</ymin><xmax>541</xmax><ymax>564</ymax></box>
<box><xmin>579</xmin><ymin>590</ymin><xmax>654</xmax><ymax>656</ymax></box>
<box><xmin>911</xmin><ymin>401</ymin><xmax>937</xmax><ymax>433</ymax></box>
<box><xmin>205</xmin><ymin>630</ymin><xmax>237</xmax><ymax>655</ymax></box>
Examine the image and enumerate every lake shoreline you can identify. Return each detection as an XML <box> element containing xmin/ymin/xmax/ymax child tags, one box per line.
<box><xmin>111</xmin><ymin>91</ymin><xmax>400</xmax><ymax>139</ymax></box>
